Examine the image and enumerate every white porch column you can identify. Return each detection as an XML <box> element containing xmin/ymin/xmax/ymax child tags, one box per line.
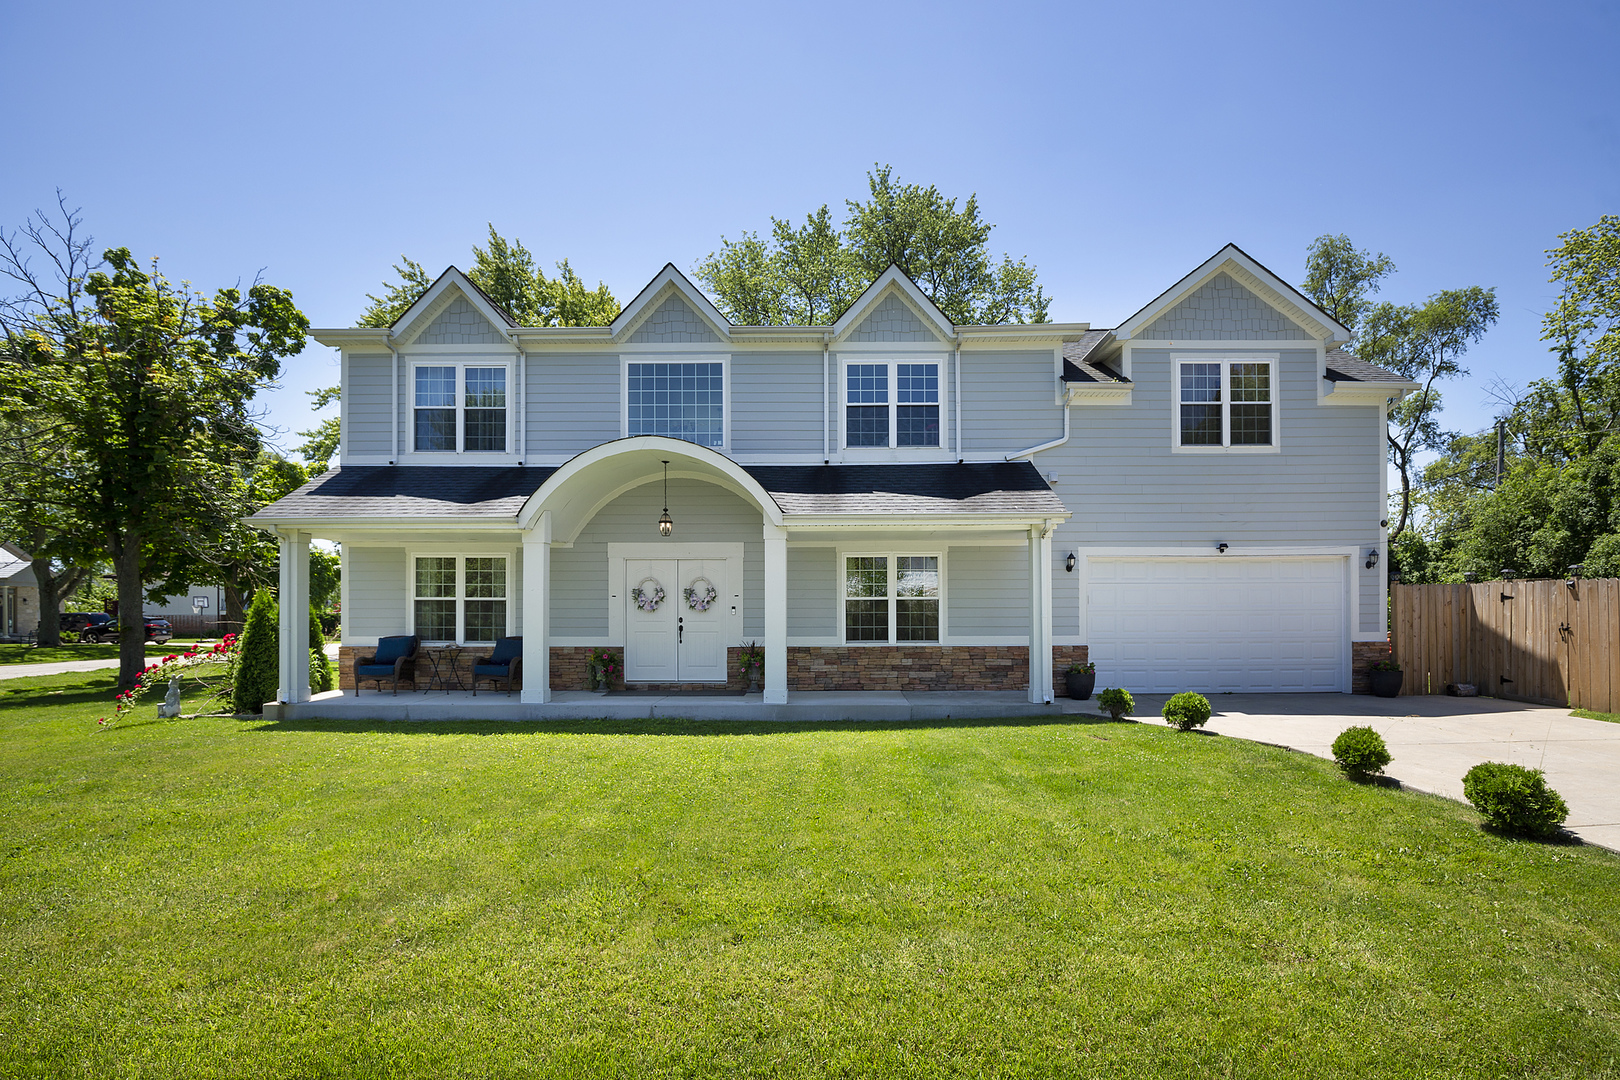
<box><xmin>520</xmin><ymin>511</ymin><xmax>552</xmax><ymax>704</ymax></box>
<box><xmin>764</xmin><ymin>523</ymin><xmax>788</xmax><ymax>704</ymax></box>
<box><xmin>1028</xmin><ymin>524</ymin><xmax>1054</xmax><ymax>704</ymax></box>
<box><xmin>277</xmin><ymin>530</ymin><xmax>311</xmax><ymax>704</ymax></box>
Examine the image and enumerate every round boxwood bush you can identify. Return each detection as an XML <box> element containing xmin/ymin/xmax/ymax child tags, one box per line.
<box><xmin>1462</xmin><ymin>762</ymin><xmax>1569</xmax><ymax>838</ymax></box>
<box><xmin>1163</xmin><ymin>691</ymin><xmax>1212</xmax><ymax>731</ymax></box>
<box><xmin>1331</xmin><ymin>726</ymin><xmax>1391</xmax><ymax>778</ymax></box>
<box><xmin>1097</xmin><ymin>687</ymin><xmax>1133</xmax><ymax>719</ymax></box>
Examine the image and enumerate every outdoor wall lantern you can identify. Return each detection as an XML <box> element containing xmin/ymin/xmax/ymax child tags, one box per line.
<box><xmin>1366</xmin><ymin>548</ymin><xmax>1380</xmax><ymax>570</ymax></box>
<box><xmin>658</xmin><ymin>460</ymin><xmax>674</xmax><ymax>537</ymax></box>
<box><xmin>1216</xmin><ymin>542</ymin><xmax>1228</xmax><ymax>554</ymax></box>
<box><xmin>1567</xmin><ymin>563</ymin><xmax>1584</xmax><ymax>590</ymax></box>
<box><xmin>1065</xmin><ymin>553</ymin><xmax>1076</xmax><ymax>573</ymax></box>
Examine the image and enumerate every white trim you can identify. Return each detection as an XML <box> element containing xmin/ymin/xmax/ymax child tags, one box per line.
<box><xmin>338</xmin><ymin>349</ymin><xmax>350</xmax><ymax>464</ymax></box>
<box><xmin>1170</xmin><ymin>355</ymin><xmax>1281</xmax><ymax>454</ymax></box>
<box><xmin>388</xmin><ymin>269</ymin><xmax>517</xmax><ymax>347</ymax></box>
<box><xmin>619</xmin><ymin>354</ymin><xmax>731</xmax><ymax>452</ymax></box>
<box><xmin>830</xmin><ymin>269</ymin><xmax>956</xmax><ymax>342</ymax></box>
<box><xmin>838</xmin><ymin>355</ymin><xmax>948</xmax><ymax>454</ymax></box>
<box><xmin>403</xmin><ymin>359</ymin><xmax>517</xmax><ymax>461</ymax></box>
<box><xmin>1113</xmin><ymin>245</ymin><xmax>1349</xmax><ymax>345</ymax></box>
<box><xmin>837</xmin><ymin>548</ymin><xmax>946</xmax><ymax>645</ymax></box>
<box><xmin>610</xmin><ymin>266</ymin><xmax>733</xmax><ymax>343</ymax></box>
<box><xmin>404</xmin><ymin>547</ymin><xmax>519</xmax><ymax>645</ymax></box>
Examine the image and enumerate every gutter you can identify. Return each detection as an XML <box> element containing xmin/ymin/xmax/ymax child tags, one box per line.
<box><xmin>1005</xmin><ymin>404</ymin><xmax>1070</xmax><ymax>461</ymax></box>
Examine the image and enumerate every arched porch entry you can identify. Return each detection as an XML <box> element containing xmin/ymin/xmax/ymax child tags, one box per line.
<box><xmin>517</xmin><ymin>437</ymin><xmax>789</xmax><ymax>704</ymax></box>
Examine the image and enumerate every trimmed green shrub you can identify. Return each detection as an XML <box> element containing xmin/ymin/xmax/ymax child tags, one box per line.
<box><xmin>232</xmin><ymin>590</ymin><xmax>279</xmax><ymax>714</ymax></box>
<box><xmin>1463</xmin><ymin>762</ymin><xmax>1569</xmax><ymax>838</ymax></box>
<box><xmin>1098</xmin><ymin>687</ymin><xmax>1133</xmax><ymax>719</ymax></box>
<box><xmin>309</xmin><ymin>610</ymin><xmax>335</xmax><ymax>694</ymax></box>
<box><xmin>1332</xmin><ymin>726</ymin><xmax>1391</xmax><ymax>777</ymax></box>
<box><xmin>1163</xmin><ymin>692</ymin><xmax>1212</xmax><ymax>731</ymax></box>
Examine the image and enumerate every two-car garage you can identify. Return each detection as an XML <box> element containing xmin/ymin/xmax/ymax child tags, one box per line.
<box><xmin>1084</xmin><ymin>556</ymin><xmax>1350</xmax><ymax>694</ymax></box>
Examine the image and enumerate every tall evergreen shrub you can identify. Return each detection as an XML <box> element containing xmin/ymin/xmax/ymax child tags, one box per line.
<box><xmin>309</xmin><ymin>610</ymin><xmax>335</xmax><ymax>694</ymax></box>
<box><xmin>233</xmin><ymin>590</ymin><xmax>280</xmax><ymax>714</ymax></box>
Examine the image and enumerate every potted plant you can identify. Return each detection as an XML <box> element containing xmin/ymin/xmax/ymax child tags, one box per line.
<box><xmin>586</xmin><ymin>648</ymin><xmax>621</xmax><ymax>693</ymax></box>
<box><xmin>1064</xmin><ymin>660</ymin><xmax>1096</xmax><ymax>700</ymax></box>
<box><xmin>1369</xmin><ymin>658</ymin><xmax>1403</xmax><ymax>698</ymax></box>
<box><xmin>738</xmin><ymin>641</ymin><xmax>764</xmax><ymax>693</ymax></box>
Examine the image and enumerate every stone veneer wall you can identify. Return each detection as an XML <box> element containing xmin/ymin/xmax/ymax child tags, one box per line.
<box><xmin>1351</xmin><ymin>639</ymin><xmax>1392</xmax><ymax>695</ymax></box>
<box><xmin>338</xmin><ymin>645</ymin><xmax>522</xmax><ymax>693</ymax></box>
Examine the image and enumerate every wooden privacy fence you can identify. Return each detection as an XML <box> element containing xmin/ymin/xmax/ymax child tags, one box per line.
<box><xmin>1391</xmin><ymin>578</ymin><xmax>1620</xmax><ymax>712</ymax></box>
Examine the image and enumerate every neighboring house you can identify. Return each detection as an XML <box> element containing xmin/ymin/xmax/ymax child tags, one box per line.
<box><xmin>0</xmin><ymin>544</ymin><xmax>41</xmax><ymax>642</ymax></box>
<box><xmin>250</xmin><ymin>244</ymin><xmax>1416</xmax><ymax>708</ymax></box>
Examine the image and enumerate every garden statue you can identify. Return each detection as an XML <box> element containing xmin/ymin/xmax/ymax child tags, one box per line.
<box><xmin>157</xmin><ymin>676</ymin><xmax>183</xmax><ymax>718</ymax></box>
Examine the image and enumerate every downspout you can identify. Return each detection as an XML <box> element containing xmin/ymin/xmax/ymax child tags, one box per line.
<box><xmin>387</xmin><ymin>338</ymin><xmax>400</xmax><ymax>465</ymax></box>
<box><xmin>823</xmin><ymin>332</ymin><xmax>831</xmax><ymax>463</ymax></box>
<box><xmin>953</xmin><ymin>337</ymin><xmax>962</xmax><ymax>462</ymax></box>
<box><xmin>1006</xmin><ymin>397</ymin><xmax>1071</xmax><ymax>461</ymax></box>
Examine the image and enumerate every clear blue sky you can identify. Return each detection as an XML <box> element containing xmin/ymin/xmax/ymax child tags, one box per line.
<box><xmin>3</xmin><ymin>0</ymin><xmax>1615</xmax><ymax>453</ymax></box>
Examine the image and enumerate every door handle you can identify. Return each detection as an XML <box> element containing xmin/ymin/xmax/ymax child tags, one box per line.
<box><xmin>678</xmin><ymin>616</ymin><xmax>683</xmax><ymax>644</ymax></box>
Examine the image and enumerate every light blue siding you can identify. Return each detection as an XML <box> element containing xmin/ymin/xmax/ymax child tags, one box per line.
<box><xmin>732</xmin><ymin>352</ymin><xmax>823</xmax><ymax>454</ymax></box>
<box><xmin>947</xmin><ymin>546</ymin><xmax>1027</xmax><ymax>637</ymax></box>
<box><xmin>345</xmin><ymin>354</ymin><xmax>393</xmax><ymax>456</ymax></box>
<box><xmin>552</xmin><ymin>478</ymin><xmax>765</xmax><ymax>638</ymax></box>
<box><xmin>346</xmin><ymin>547</ymin><xmax>406</xmax><ymax>640</ymax></box>
<box><xmin>417</xmin><ymin>296</ymin><xmax>503</xmax><ymax>344</ymax></box>
<box><xmin>628</xmin><ymin>296</ymin><xmax>721</xmax><ymax>343</ymax></box>
<box><xmin>788</xmin><ymin>547</ymin><xmax>837</xmax><ymax>636</ymax></box>
<box><xmin>962</xmin><ymin>350</ymin><xmax>1060</xmax><ymax>456</ymax></box>
<box><xmin>526</xmin><ymin>354</ymin><xmax>621</xmax><ymax>456</ymax></box>
<box><xmin>1140</xmin><ymin>272</ymin><xmax>1311</xmax><ymax>339</ymax></box>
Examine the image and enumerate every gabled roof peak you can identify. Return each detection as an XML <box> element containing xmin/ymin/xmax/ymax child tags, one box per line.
<box><xmin>1114</xmin><ymin>243</ymin><xmax>1351</xmax><ymax>345</ymax></box>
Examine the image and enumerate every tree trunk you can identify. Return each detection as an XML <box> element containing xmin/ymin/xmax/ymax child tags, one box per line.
<box><xmin>114</xmin><ymin>532</ymin><xmax>145</xmax><ymax>689</ymax></box>
<box><xmin>33</xmin><ymin>565</ymin><xmax>63</xmax><ymax>647</ymax></box>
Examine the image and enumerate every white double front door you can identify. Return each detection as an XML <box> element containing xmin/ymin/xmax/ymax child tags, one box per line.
<box><xmin>625</xmin><ymin>557</ymin><xmax>729</xmax><ymax>683</ymax></box>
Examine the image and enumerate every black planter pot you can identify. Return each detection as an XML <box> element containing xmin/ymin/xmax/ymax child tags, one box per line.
<box><xmin>1370</xmin><ymin>669</ymin><xmax>1403</xmax><ymax>698</ymax></box>
<box><xmin>1065</xmin><ymin>671</ymin><xmax>1096</xmax><ymax>700</ymax></box>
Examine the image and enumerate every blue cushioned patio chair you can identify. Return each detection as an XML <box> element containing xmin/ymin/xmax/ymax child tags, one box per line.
<box><xmin>471</xmin><ymin>636</ymin><xmax>522</xmax><ymax>696</ymax></box>
<box><xmin>354</xmin><ymin>634</ymin><xmax>419</xmax><ymax>695</ymax></box>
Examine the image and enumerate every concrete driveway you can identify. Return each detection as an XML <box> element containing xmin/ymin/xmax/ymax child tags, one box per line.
<box><xmin>1124</xmin><ymin>693</ymin><xmax>1620</xmax><ymax>851</ymax></box>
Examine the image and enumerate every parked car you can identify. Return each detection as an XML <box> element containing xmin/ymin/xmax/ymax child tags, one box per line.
<box><xmin>60</xmin><ymin>612</ymin><xmax>112</xmax><ymax>636</ymax></box>
<box><xmin>80</xmin><ymin>617</ymin><xmax>172</xmax><ymax>645</ymax></box>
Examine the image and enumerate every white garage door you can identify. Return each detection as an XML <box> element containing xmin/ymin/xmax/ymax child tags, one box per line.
<box><xmin>1086</xmin><ymin>557</ymin><xmax>1348</xmax><ymax>693</ymax></box>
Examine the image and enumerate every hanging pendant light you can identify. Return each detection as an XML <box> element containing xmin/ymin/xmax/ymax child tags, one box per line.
<box><xmin>658</xmin><ymin>460</ymin><xmax>674</xmax><ymax>537</ymax></box>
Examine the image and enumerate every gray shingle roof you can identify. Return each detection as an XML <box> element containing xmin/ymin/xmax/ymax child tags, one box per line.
<box><xmin>1325</xmin><ymin>348</ymin><xmax>1407</xmax><ymax>383</ymax></box>
<box><xmin>252</xmin><ymin>462</ymin><xmax>1066</xmax><ymax>521</ymax></box>
<box><xmin>1061</xmin><ymin>331</ymin><xmax>1127</xmax><ymax>383</ymax></box>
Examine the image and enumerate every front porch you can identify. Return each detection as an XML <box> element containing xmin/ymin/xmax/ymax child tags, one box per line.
<box><xmin>263</xmin><ymin>687</ymin><xmax>1102</xmax><ymax>723</ymax></box>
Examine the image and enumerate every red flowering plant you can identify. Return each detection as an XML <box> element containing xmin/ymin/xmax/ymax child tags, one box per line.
<box><xmin>97</xmin><ymin>634</ymin><xmax>240</xmax><ymax>728</ymax></box>
<box><xmin>585</xmin><ymin>648</ymin><xmax>621</xmax><ymax>690</ymax></box>
<box><xmin>737</xmin><ymin>641</ymin><xmax>764</xmax><ymax>676</ymax></box>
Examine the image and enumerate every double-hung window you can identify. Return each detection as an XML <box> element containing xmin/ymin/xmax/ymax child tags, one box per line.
<box><xmin>1177</xmin><ymin>359</ymin><xmax>1274</xmax><ymax>448</ymax></box>
<box><xmin>844</xmin><ymin>554</ymin><xmax>940</xmax><ymax>643</ymax></box>
<box><xmin>414</xmin><ymin>364</ymin><xmax>509</xmax><ymax>453</ymax></box>
<box><xmin>627</xmin><ymin>361</ymin><xmax>725</xmax><ymax>448</ymax></box>
<box><xmin>412</xmin><ymin>555</ymin><xmax>508</xmax><ymax>643</ymax></box>
<box><xmin>845</xmin><ymin>361</ymin><xmax>940</xmax><ymax>448</ymax></box>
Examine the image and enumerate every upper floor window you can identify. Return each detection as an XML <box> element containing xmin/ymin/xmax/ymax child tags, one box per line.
<box><xmin>845</xmin><ymin>361</ymin><xmax>940</xmax><ymax>448</ymax></box>
<box><xmin>414</xmin><ymin>364</ymin><xmax>508</xmax><ymax>453</ymax></box>
<box><xmin>1178</xmin><ymin>359</ymin><xmax>1273</xmax><ymax>448</ymax></box>
<box><xmin>627</xmin><ymin>361</ymin><xmax>724</xmax><ymax>448</ymax></box>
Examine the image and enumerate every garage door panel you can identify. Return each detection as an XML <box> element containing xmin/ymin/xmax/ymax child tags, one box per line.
<box><xmin>1086</xmin><ymin>557</ymin><xmax>1347</xmax><ymax>694</ymax></box>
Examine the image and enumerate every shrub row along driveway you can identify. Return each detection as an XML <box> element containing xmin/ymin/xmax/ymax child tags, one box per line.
<box><xmin>1123</xmin><ymin>693</ymin><xmax>1620</xmax><ymax>850</ymax></box>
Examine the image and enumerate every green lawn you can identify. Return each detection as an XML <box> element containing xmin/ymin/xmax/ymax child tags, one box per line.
<box><xmin>0</xmin><ymin>640</ymin><xmax>212</xmax><ymax>666</ymax></box>
<box><xmin>2</xmin><ymin>673</ymin><xmax>1618</xmax><ymax>1078</ymax></box>
<box><xmin>1574</xmin><ymin>708</ymin><xmax>1620</xmax><ymax>725</ymax></box>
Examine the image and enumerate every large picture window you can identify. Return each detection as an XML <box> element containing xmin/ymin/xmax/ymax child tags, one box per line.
<box><xmin>412</xmin><ymin>555</ymin><xmax>508</xmax><ymax>643</ymax></box>
<box><xmin>627</xmin><ymin>362</ymin><xmax>725</xmax><ymax>448</ymax></box>
<box><xmin>844</xmin><ymin>554</ymin><xmax>939</xmax><ymax>643</ymax></box>
<box><xmin>414</xmin><ymin>364</ymin><xmax>508</xmax><ymax>453</ymax></box>
<box><xmin>1178</xmin><ymin>359</ymin><xmax>1273</xmax><ymax>448</ymax></box>
<box><xmin>845</xmin><ymin>361</ymin><xmax>940</xmax><ymax>448</ymax></box>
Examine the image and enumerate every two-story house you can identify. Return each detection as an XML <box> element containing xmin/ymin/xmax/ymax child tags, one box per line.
<box><xmin>250</xmin><ymin>244</ymin><xmax>1414</xmax><ymax>713</ymax></box>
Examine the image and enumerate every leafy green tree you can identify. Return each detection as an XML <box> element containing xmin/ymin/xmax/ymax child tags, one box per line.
<box><xmin>309</xmin><ymin>547</ymin><xmax>341</xmax><ymax>614</ymax></box>
<box><xmin>295</xmin><ymin>385</ymin><xmax>340</xmax><ymax>472</ymax></box>
<box><xmin>1543</xmin><ymin>215</ymin><xmax>1620</xmax><ymax>452</ymax></box>
<box><xmin>695</xmin><ymin>165</ymin><xmax>1051</xmax><ymax>326</ymax></box>
<box><xmin>232</xmin><ymin>588</ymin><xmax>279</xmax><ymax>714</ymax></box>
<box><xmin>356</xmin><ymin>226</ymin><xmax>617</xmax><ymax>328</ymax></box>
<box><xmin>0</xmin><ymin>201</ymin><xmax>308</xmax><ymax>686</ymax></box>
<box><xmin>308</xmin><ymin>608</ymin><xmax>334</xmax><ymax>694</ymax></box>
<box><xmin>1303</xmin><ymin>234</ymin><xmax>1395</xmax><ymax>339</ymax></box>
